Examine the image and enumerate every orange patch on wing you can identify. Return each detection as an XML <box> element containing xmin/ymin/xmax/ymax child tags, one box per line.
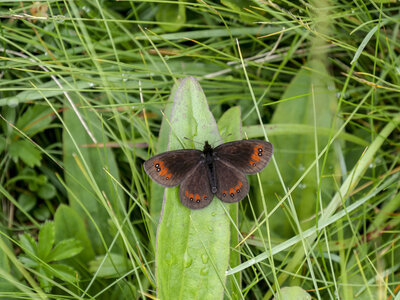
<box><xmin>223</xmin><ymin>190</ymin><xmax>227</xmax><ymax>196</ymax></box>
<box><xmin>195</xmin><ymin>194</ymin><xmax>201</xmax><ymax>201</ymax></box>
<box><xmin>166</xmin><ymin>173</ymin><xmax>172</xmax><ymax>178</ymax></box>
<box><xmin>238</xmin><ymin>181</ymin><xmax>243</xmax><ymax>187</ymax></box>
<box><xmin>229</xmin><ymin>187</ymin><xmax>235</xmax><ymax>195</ymax></box>
<box><xmin>185</xmin><ymin>190</ymin><xmax>189</xmax><ymax>197</ymax></box>
<box><xmin>202</xmin><ymin>194</ymin><xmax>208</xmax><ymax>200</ymax></box>
<box><xmin>249</xmin><ymin>160</ymin><xmax>255</xmax><ymax>165</ymax></box>
<box><xmin>234</xmin><ymin>185</ymin><xmax>240</xmax><ymax>191</ymax></box>
<box><xmin>251</xmin><ymin>154</ymin><xmax>261</xmax><ymax>162</ymax></box>
<box><xmin>160</xmin><ymin>167</ymin><xmax>168</xmax><ymax>176</ymax></box>
<box><xmin>189</xmin><ymin>193</ymin><xmax>194</xmax><ymax>199</ymax></box>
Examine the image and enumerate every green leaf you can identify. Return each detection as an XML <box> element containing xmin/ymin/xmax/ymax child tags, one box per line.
<box><xmin>54</xmin><ymin>204</ymin><xmax>95</xmax><ymax>262</ymax></box>
<box><xmin>110</xmin><ymin>280</ymin><xmax>137</xmax><ymax>300</ymax></box>
<box><xmin>258</xmin><ymin>59</ymin><xmax>340</xmax><ymax>237</ymax></box>
<box><xmin>156</xmin><ymin>77</ymin><xmax>230</xmax><ymax>300</ymax></box>
<box><xmin>18</xmin><ymin>255</ymin><xmax>38</xmax><ymax>268</ymax></box>
<box><xmin>8</xmin><ymin>140</ymin><xmax>42</xmax><ymax>167</ymax></box>
<box><xmin>38</xmin><ymin>222</ymin><xmax>55</xmax><ymax>260</ymax></box>
<box><xmin>0</xmin><ymin>136</ymin><xmax>5</xmax><ymax>153</ymax></box>
<box><xmin>46</xmin><ymin>239</ymin><xmax>83</xmax><ymax>262</ymax></box>
<box><xmin>37</xmin><ymin>183</ymin><xmax>56</xmax><ymax>200</ymax></box>
<box><xmin>15</xmin><ymin>105</ymin><xmax>53</xmax><ymax>137</ymax></box>
<box><xmin>276</xmin><ymin>286</ymin><xmax>311</xmax><ymax>300</ymax></box>
<box><xmin>19</xmin><ymin>233</ymin><xmax>37</xmax><ymax>256</ymax></box>
<box><xmin>156</xmin><ymin>3</ymin><xmax>186</xmax><ymax>32</ymax></box>
<box><xmin>37</xmin><ymin>265</ymin><xmax>53</xmax><ymax>293</ymax></box>
<box><xmin>351</xmin><ymin>24</ymin><xmax>379</xmax><ymax>65</ymax></box>
<box><xmin>33</xmin><ymin>206</ymin><xmax>51</xmax><ymax>221</ymax></box>
<box><xmin>17</xmin><ymin>193</ymin><xmax>37</xmax><ymax>212</ymax></box>
<box><xmin>89</xmin><ymin>253</ymin><xmax>132</xmax><ymax>278</ymax></box>
<box><xmin>49</xmin><ymin>263</ymin><xmax>78</xmax><ymax>283</ymax></box>
<box><xmin>1</xmin><ymin>77</ymin><xmax>93</xmax><ymax>107</ymax></box>
<box><xmin>63</xmin><ymin>94</ymin><xmax>125</xmax><ymax>254</ymax></box>
<box><xmin>220</xmin><ymin>0</ymin><xmax>257</xmax><ymax>22</ymax></box>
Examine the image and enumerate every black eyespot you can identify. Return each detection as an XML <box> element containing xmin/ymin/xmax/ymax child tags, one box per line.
<box><xmin>236</xmin><ymin>189</ymin><xmax>240</xmax><ymax>193</ymax></box>
<box><xmin>258</xmin><ymin>148</ymin><xmax>263</xmax><ymax>152</ymax></box>
<box><xmin>157</xmin><ymin>168</ymin><xmax>161</xmax><ymax>172</ymax></box>
<box><xmin>230</xmin><ymin>193</ymin><xmax>234</xmax><ymax>197</ymax></box>
<box><xmin>155</xmin><ymin>163</ymin><xmax>160</xmax><ymax>167</ymax></box>
<box><xmin>166</xmin><ymin>177</ymin><xmax>169</xmax><ymax>180</ymax></box>
<box><xmin>204</xmin><ymin>197</ymin><xmax>208</xmax><ymax>200</ymax></box>
<box><xmin>223</xmin><ymin>193</ymin><xmax>226</xmax><ymax>197</ymax></box>
<box><xmin>190</xmin><ymin>197</ymin><xmax>194</xmax><ymax>201</ymax></box>
<box><xmin>258</xmin><ymin>152</ymin><xmax>262</xmax><ymax>156</ymax></box>
<box><xmin>252</xmin><ymin>163</ymin><xmax>256</xmax><ymax>166</ymax></box>
<box><xmin>196</xmin><ymin>200</ymin><xmax>200</xmax><ymax>203</ymax></box>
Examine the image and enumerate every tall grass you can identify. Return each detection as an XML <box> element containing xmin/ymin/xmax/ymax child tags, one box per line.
<box><xmin>0</xmin><ymin>1</ymin><xmax>399</xmax><ymax>299</ymax></box>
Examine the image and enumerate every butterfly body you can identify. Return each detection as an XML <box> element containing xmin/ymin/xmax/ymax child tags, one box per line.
<box><xmin>144</xmin><ymin>140</ymin><xmax>273</xmax><ymax>209</ymax></box>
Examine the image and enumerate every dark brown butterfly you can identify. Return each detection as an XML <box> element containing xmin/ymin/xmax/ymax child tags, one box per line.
<box><xmin>143</xmin><ymin>140</ymin><xmax>273</xmax><ymax>209</ymax></box>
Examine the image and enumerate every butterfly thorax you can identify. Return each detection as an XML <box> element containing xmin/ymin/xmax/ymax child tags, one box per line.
<box><xmin>202</xmin><ymin>141</ymin><xmax>215</xmax><ymax>163</ymax></box>
<box><xmin>202</xmin><ymin>141</ymin><xmax>218</xmax><ymax>193</ymax></box>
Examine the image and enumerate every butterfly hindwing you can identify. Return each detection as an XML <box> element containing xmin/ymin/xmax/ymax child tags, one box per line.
<box><xmin>214</xmin><ymin>160</ymin><xmax>249</xmax><ymax>203</ymax></box>
<box><xmin>179</xmin><ymin>163</ymin><xmax>213</xmax><ymax>209</ymax></box>
<box><xmin>143</xmin><ymin>149</ymin><xmax>202</xmax><ymax>187</ymax></box>
<box><xmin>214</xmin><ymin>140</ymin><xmax>273</xmax><ymax>174</ymax></box>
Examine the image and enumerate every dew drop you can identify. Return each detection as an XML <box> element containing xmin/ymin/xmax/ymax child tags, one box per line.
<box><xmin>200</xmin><ymin>266</ymin><xmax>209</xmax><ymax>275</ymax></box>
<box><xmin>184</xmin><ymin>252</ymin><xmax>193</xmax><ymax>268</ymax></box>
<box><xmin>54</xmin><ymin>15</ymin><xmax>66</xmax><ymax>23</ymax></box>
<box><xmin>7</xmin><ymin>99</ymin><xmax>18</xmax><ymax>108</ymax></box>
<box><xmin>82</xmin><ymin>5</ymin><xmax>91</xmax><ymax>13</ymax></box>
<box><xmin>201</xmin><ymin>254</ymin><xmax>209</xmax><ymax>264</ymax></box>
<box><xmin>165</xmin><ymin>252</ymin><xmax>173</xmax><ymax>265</ymax></box>
<box><xmin>298</xmin><ymin>183</ymin><xmax>307</xmax><ymax>189</ymax></box>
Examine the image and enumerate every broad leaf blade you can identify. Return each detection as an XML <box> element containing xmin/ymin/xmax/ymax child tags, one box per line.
<box><xmin>38</xmin><ymin>222</ymin><xmax>54</xmax><ymax>261</ymax></box>
<box><xmin>54</xmin><ymin>204</ymin><xmax>95</xmax><ymax>262</ymax></box>
<box><xmin>156</xmin><ymin>77</ymin><xmax>230</xmax><ymax>300</ymax></box>
<box><xmin>63</xmin><ymin>97</ymin><xmax>125</xmax><ymax>254</ymax></box>
<box><xmin>258</xmin><ymin>59</ymin><xmax>339</xmax><ymax>237</ymax></box>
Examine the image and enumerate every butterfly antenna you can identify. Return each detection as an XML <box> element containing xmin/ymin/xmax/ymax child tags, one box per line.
<box><xmin>184</xmin><ymin>137</ymin><xmax>203</xmax><ymax>146</ymax></box>
<box><xmin>217</xmin><ymin>133</ymin><xmax>233</xmax><ymax>143</ymax></box>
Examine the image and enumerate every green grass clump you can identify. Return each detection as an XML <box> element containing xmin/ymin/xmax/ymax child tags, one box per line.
<box><xmin>0</xmin><ymin>1</ymin><xmax>399</xmax><ymax>299</ymax></box>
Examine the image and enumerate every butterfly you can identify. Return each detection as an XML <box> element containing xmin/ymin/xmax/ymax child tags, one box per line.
<box><xmin>143</xmin><ymin>139</ymin><xmax>273</xmax><ymax>209</ymax></box>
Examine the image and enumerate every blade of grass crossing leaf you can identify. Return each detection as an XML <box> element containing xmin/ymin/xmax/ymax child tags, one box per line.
<box><xmin>351</xmin><ymin>24</ymin><xmax>379</xmax><ymax>65</ymax></box>
<box><xmin>217</xmin><ymin>106</ymin><xmax>242</xmax><ymax>298</ymax></box>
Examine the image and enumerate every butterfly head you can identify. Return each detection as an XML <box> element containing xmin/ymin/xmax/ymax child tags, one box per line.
<box><xmin>203</xmin><ymin>141</ymin><xmax>213</xmax><ymax>152</ymax></box>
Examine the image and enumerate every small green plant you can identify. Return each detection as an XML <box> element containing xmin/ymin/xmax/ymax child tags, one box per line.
<box><xmin>18</xmin><ymin>221</ymin><xmax>83</xmax><ymax>292</ymax></box>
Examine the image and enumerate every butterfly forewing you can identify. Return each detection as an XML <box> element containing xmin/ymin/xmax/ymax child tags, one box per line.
<box><xmin>143</xmin><ymin>149</ymin><xmax>202</xmax><ymax>187</ymax></box>
<box><xmin>179</xmin><ymin>163</ymin><xmax>213</xmax><ymax>209</ymax></box>
<box><xmin>215</xmin><ymin>140</ymin><xmax>273</xmax><ymax>174</ymax></box>
<box><xmin>214</xmin><ymin>160</ymin><xmax>249</xmax><ymax>203</ymax></box>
